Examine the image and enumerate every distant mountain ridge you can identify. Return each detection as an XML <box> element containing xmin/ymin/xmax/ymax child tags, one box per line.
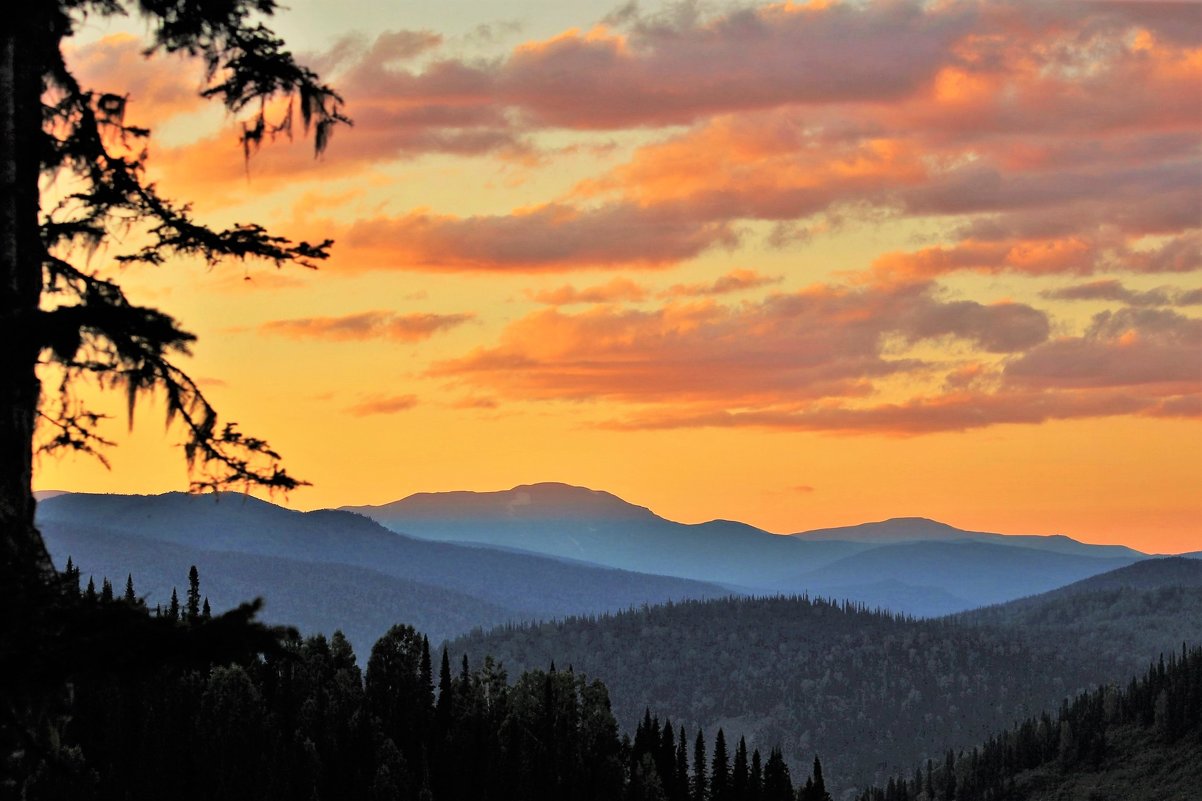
<box><xmin>36</xmin><ymin>491</ymin><xmax>728</xmax><ymax>656</ymax></box>
<box><xmin>346</xmin><ymin>482</ymin><xmax>1149</xmax><ymax>614</ymax></box>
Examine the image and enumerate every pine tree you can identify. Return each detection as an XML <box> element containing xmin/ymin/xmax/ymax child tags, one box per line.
<box><xmin>762</xmin><ymin>748</ymin><xmax>792</xmax><ymax>801</ymax></box>
<box><xmin>168</xmin><ymin>588</ymin><xmax>180</xmax><ymax>621</ymax></box>
<box><xmin>692</xmin><ymin>730</ymin><xmax>707</xmax><ymax>801</ymax></box>
<box><xmin>100</xmin><ymin>577</ymin><xmax>113</xmax><ymax>603</ymax></box>
<box><xmin>186</xmin><ymin>565</ymin><xmax>201</xmax><ymax>621</ymax></box>
<box><xmin>711</xmin><ymin>728</ymin><xmax>730</xmax><ymax>801</ymax></box>
<box><xmin>84</xmin><ymin>576</ymin><xmax>96</xmax><ymax>603</ymax></box>
<box><xmin>123</xmin><ymin>573</ymin><xmax>136</xmax><ymax>604</ymax></box>
<box><xmin>676</xmin><ymin>727</ymin><xmax>690</xmax><ymax>801</ymax></box>
<box><xmin>749</xmin><ymin>749</ymin><xmax>763</xmax><ymax>801</ymax></box>
<box><xmin>732</xmin><ymin>737</ymin><xmax>748</xmax><ymax>801</ymax></box>
<box><xmin>202</xmin><ymin>598</ymin><xmax>211</xmax><ymax>619</ymax></box>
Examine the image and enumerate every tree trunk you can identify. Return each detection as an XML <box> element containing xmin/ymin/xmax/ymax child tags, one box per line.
<box><xmin>0</xmin><ymin>7</ymin><xmax>54</xmax><ymax>599</ymax></box>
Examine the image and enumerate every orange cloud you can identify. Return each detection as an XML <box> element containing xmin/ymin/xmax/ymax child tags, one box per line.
<box><xmin>260</xmin><ymin>311</ymin><xmax>473</xmax><ymax>342</ymax></box>
<box><xmin>529</xmin><ymin>278</ymin><xmax>649</xmax><ymax>305</ymax></box>
<box><xmin>660</xmin><ymin>269</ymin><xmax>783</xmax><ymax>298</ymax></box>
<box><xmin>431</xmin><ymin>282</ymin><xmax>1049</xmax><ymax>406</ymax></box>
<box><xmin>330</xmin><ymin>204</ymin><xmax>737</xmax><ymax>272</ymax></box>
<box><xmin>345</xmin><ymin>395</ymin><xmax>419</xmax><ymax>416</ymax></box>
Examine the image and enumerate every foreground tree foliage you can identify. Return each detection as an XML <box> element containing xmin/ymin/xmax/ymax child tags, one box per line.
<box><xmin>1</xmin><ymin>0</ymin><xmax>346</xmax><ymax>594</ymax></box>
<box><xmin>22</xmin><ymin>568</ymin><xmax>839</xmax><ymax>801</ymax></box>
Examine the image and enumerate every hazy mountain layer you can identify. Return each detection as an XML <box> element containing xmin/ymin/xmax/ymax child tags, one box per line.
<box><xmin>42</xmin><ymin>520</ymin><xmax>516</xmax><ymax>656</ymax></box>
<box><xmin>37</xmin><ymin>492</ymin><xmax>728</xmax><ymax>653</ymax></box>
<box><xmin>347</xmin><ymin>483</ymin><xmax>1150</xmax><ymax>612</ymax></box>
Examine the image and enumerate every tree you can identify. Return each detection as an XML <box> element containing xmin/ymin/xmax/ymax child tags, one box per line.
<box><xmin>186</xmin><ymin>565</ymin><xmax>201</xmax><ymax>621</ymax></box>
<box><xmin>0</xmin><ymin>0</ymin><xmax>348</xmax><ymax>602</ymax></box>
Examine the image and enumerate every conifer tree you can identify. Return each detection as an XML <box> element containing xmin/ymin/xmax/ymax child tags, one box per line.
<box><xmin>123</xmin><ymin>573</ymin><xmax>136</xmax><ymax>604</ymax></box>
<box><xmin>186</xmin><ymin>565</ymin><xmax>201</xmax><ymax>621</ymax></box>
<box><xmin>711</xmin><ymin>728</ymin><xmax>730</xmax><ymax>801</ymax></box>
<box><xmin>202</xmin><ymin>598</ymin><xmax>211</xmax><ymax>619</ymax></box>
<box><xmin>168</xmin><ymin>587</ymin><xmax>180</xmax><ymax>621</ymax></box>
<box><xmin>692</xmin><ymin>730</ymin><xmax>707</xmax><ymax>801</ymax></box>
<box><xmin>762</xmin><ymin>748</ymin><xmax>792</xmax><ymax>801</ymax></box>
<box><xmin>100</xmin><ymin>577</ymin><xmax>113</xmax><ymax>603</ymax></box>
<box><xmin>732</xmin><ymin>736</ymin><xmax>748</xmax><ymax>801</ymax></box>
<box><xmin>85</xmin><ymin>576</ymin><xmax>96</xmax><ymax>603</ymax></box>
<box><xmin>749</xmin><ymin>749</ymin><xmax>764</xmax><ymax>801</ymax></box>
<box><xmin>676</xmin><ymin>726</ymin><xmax>690</xmax><ymax>801</ymax></box>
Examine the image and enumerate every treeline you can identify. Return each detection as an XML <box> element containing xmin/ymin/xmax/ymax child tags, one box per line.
<box><xmin>20</xmin><ymin>567</ymin><xmax>833</xmax><ymax>801</ymax></box>
<box><xmin>856</xmin><ymin>645</ymin><xmax>1202</xmax><ymax>801</ymax></box>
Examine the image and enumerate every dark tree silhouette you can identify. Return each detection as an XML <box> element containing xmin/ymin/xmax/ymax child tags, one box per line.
<box><xmin>0</xmin><ymin>0</ymin><xmax>348</xmax><ymax>603</ymax></box>
<box><xmin>0</xmin><ymin>5</ymin><xmax>346</xmax><ymax>794</ymax></box>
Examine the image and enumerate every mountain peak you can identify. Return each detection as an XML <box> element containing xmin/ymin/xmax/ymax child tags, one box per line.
<box><xmin>797</xmin><ymin>517</ymin><xmax>971</xmax><ymax>542</ymax></box>
<box><xmin>351</xmin><ymin>482</ymin><xmax>658</xmax><ymax>522</ymax></box>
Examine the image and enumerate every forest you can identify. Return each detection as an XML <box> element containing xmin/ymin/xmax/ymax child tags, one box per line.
<box><xmin>13</xmin><ymin>567</ymin><xmax>835</xmax><ymax>801</ymax></box>
<box><xmin>449</xmin><ymin>587</ymin><xmax>1202</xmax><ymax>793</ymax></box>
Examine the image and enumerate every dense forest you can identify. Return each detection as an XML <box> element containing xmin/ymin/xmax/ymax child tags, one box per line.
<box><xmin>450</xmin><ymin>591</ymin><xmax>1202</xmax><ymax>793</ymax></box>
<box><xmin>10</xmin><ymin>568</ymin><xmax>834</xmax><ymax>801</ymax></box>
<box><xmin>856</xmin><ymin>645</ymin><xmax>1202</xmax><ymax>801</ymax></box>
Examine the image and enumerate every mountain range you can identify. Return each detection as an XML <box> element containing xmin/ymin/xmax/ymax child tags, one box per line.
<box><xmin>346</xmin><ymin>482</ymin><xmax>1148</xmax><ymax>614</ymax></box>
<box><xmin>37</xmin><ymin>482</ymin><xmax>1172</xmax><ymax>652</ymax></box>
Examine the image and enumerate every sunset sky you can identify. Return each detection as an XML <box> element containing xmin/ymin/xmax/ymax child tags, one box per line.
<box><xmin>36</xmin><ymin>0</ymin><xmax>1201</xmax><ymax>553</ymax></box>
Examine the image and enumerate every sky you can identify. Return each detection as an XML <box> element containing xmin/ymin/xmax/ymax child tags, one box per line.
<box><xmin>35</xmin><ymin>0</ymin><xmax>1202</xmax><ymax>553</ymax></box>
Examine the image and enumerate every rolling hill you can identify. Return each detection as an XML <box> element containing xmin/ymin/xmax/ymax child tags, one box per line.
<box><xmin>449</xmin><ymin>559</ymin><xmax>1202</xmax><ymax>796</ymax></box>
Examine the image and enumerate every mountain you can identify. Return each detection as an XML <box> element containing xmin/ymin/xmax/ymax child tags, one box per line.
<box><xmin>346</xmin><ymin>483</ymin><xmax>1147</xmax><ymax>611</ymax></box>
<box><xmin>778</xmin><ymin>540</ymin><xmax>1141</xmax><ymax>611</ymax></box>
<box><xmin>36</xmin><ymin>492</ymin><xmax>728</xmax><ymax>656</ymax></box>
<box><xmin>795</xmin><ymin>516</ymin><xmax>1146</xmax><ymax>559</ymax></box>
<box><xmin>42</xmin><ymin>520</ymin><xmax>515</xmax><ymax>655</ymax></box>
<box><xmin>345</xmin><ymin>482</ymin><xmax>871</xmax><ymax>588</ymax></box>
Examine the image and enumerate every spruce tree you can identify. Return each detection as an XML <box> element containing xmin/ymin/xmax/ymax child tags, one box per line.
<box><xmin>168</xmin><ymin>587</ymin><xmax>180</xmax><ymax>621</ymax></box>
<box><xmin>84</xmin><ymin>576</ymin><xmax>96</xmax><ymax>603</ymax></box>
<box><xmin>186</xmin><ymin>565</ymin><xmax>201</xmax><ymax>621</ymax></box>
<box><xmin>100</xmin><ymin>577</ymin><xmax>113</xmax><ymax>603</ymax></box>
<box><xmin>749</xmin><ymin>749</ymin><xmax>763</xmax><ymax>801</ymax></box>
<box><xmin>762</xmin><ymin>748</ymin><xmax>792</xmax><ymax>801</ymax></box>
<box><xmin>692</xmin><ymin>730</ymin><xmax>707</xmax><ymax>801</ymax></box>
<box><xmin>202</xmin><ymin>598</ymin><xmax>211</xmax><ymax>619</ymax></box>
<box><xmin>123</xmin><ymin>573</ymin><xmax>136</xmax><ymax>604</ymax></box>
<box><xmin>732</xmin><ymin>737</ymin><xmax>748</xmax><ymax>801</ymax></box>
<box><xmin>711</xmin><ymin>728</ymin><xmax>730</xmax><ymax>801</ymax></box>
<box><xmin>676</xmin><ymin>727</ymin><xmax>690</xmax><ymax>801</ymax></box>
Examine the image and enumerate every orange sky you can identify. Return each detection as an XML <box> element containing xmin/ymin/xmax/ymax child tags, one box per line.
<box><xmin>36</xmin><ymin>1</ymin><xmax>1202</xmax><ymax>554</ymax></box>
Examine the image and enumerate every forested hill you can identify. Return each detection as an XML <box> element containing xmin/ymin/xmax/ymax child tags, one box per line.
<box><xmin>954</xmin><ymin>558</ymin><xmax>1202</xmax><ymax>683</ymax></box>
<box><xmin>857</xmin><ymin>645</ymin><xmax>1202</xmax><ymax>801</ymax></box>
<box><xmin>449</xmin><ymin>596</ymin><xmax>1121</xmax><ymax>795</ymax></box>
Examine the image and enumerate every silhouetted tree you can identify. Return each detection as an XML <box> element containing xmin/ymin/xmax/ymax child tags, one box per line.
<box><xmin>1</xmin><ymin>0</ymin><xmax>347</xmax><ymax>605</ymax></box>
<box><xmin>692</xmin><ymin>730</ymin><xmax>707</xmax><ymax>801</ymax></box>
<box><xmin>186</xmin><ymin>565</ymin><xmax>201</xmax><ymax>622</ymax></box>
<box><xmin>711</xmin><ymin>728</ymin><xmax>730</xmax><ymax>801</ymax></box>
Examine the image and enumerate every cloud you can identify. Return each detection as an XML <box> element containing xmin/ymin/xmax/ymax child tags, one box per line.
<box><xmin>1041</xmin><ymin>279</ymin><xmax>1202</xmax><ymax>307</ymax></box>
<box><xmin>529</xmin><ymin>278</ymin><xmax>648</xmax><ymax>305</ymax></box>
<box><xmin>345</xmin><ymin>395</ymin><xmax>419</xmax><ymax>416</ymax></box>
<box><xmin>1005</xmin><ymin>308</ymin><xmax>1202</xmax><ymax>390</ymax></box>
<box><xmin>660</xmin><ymin>269</ymin><xmax>783</xmax><ymax>298</ymax></box>
<box><xmin>598</xmin><ymin>388</ymin><xmax>1177</xmax><ymax>436</ymax></box>
<box><xmin>431</xmin><ymin>282</ymin><xmax>1049</xmax><ymax>406</ymax></box>
<box><xmin>260</xmin><ymin>311</ymin><xmax>473</xmax><ymax>342</ymax></box>
<box><xmin>333</xmin><ymin>203</ymin><xmax>737</xmax><ymax>271</ymax></box>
